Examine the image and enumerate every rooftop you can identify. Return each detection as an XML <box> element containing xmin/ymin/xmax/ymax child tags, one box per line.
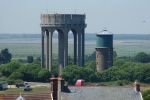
<box><xmin>62</xmin><ymin>86</ymin><xmax>142</xmax><ymax>100</ymax></box>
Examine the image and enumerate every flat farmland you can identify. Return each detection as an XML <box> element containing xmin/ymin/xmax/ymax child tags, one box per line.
<box><xmin>0</xmin><ymin>34</ymin><xmax>149</xmax><ymax>59</ymax></box>
<box><xmin>0</xmin><ymin>43</ymin><xmax>40</xmax><ymax>59</ymax></box>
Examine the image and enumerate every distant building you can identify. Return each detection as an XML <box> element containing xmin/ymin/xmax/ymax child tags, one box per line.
<box><xmin>95</xmin><ymin>30</ymin><xmax>113</xmax><ymax>72</ymax></box>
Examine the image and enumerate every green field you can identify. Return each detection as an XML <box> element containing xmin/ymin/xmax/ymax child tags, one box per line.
<box><xmin>114</xmin><ymin>40</ymin><xmax>150</xmax><ymax>57</ymax></box>
<box><xmin>0</xmin><ymin>43</ymin><xmax>40</xmax><ymax>59</ymax></box>
<box><xmin>0</xmin><ymin>87</ymin><xmax>50</xmax><ymax>94</ymax></box>
<box><xmin>0</xmin><ymin>39</ymin><xmax>150</xmax><ymax>59</ymax></box>
<box><xmin>0</xmin><ymin>43</ymin><xmax>76</xmax><ymax>59</ymax></box>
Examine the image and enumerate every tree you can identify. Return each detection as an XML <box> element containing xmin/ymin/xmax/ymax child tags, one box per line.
<box><xmin>37</xmin><ymin>69</ymin><xmax>51</xmax><ymax>82</ymax></box>
<box><xmin>52</xmin><ymin>64</ymin><xmax>59</xmax><ymax>77</ymax></box>
<box><xmin>68</xmin><ymin>56</ymin><xmax>74</xmax><ymax>65</ymax></box>
<box><xmin>0</xmin><ymin>61</ymin><xmax>20</xmax><ymax>77</ymax></box>
<box><xmin>0</xmin><ymin>55</ymin><xmax>4</xmax><ymax>64</ymax></box>
<box><xmin>32</xmin><ymin>57</ymin><xmax>41</xmax><ymax>65</ymax></box>
<box><xmin>62</xmin><ymin>65</ymin><xmax>82</xmax><ymax>84</ymax></box>
<box><xmin>27</xmin><ymin>56</ymin><xmax>34</xmax><ymax>63</ymax></box>
<box><xmin>36</xmin><ymin>57</ymin><xmax>41</xmax><ymax>61</ymax></box>
<box><xmin>113</xmin><ymin>51</ymin><xmax>117</xmax><ymax>59</ymax></box>
<box><xmin>18</xmin><ymin>63</ymin><xmax>41</xmax><ymax>81</ymax></box>
<box><xmin>85</xmin><ymin>61</ymin><xmax>96</xmax><ymax>71</ymax></box>
<box><xmin>9</xmin><ymin>71</ymin><xmax>24</xmax><ymax>79</ymax></box>
<box><xmin>142</xmin><ymin>89</ymin><xmax>150</xmax><ymax>100</ymax></box>
<box><xmin>0</xmin><ymin>48</ymin><xmax>12</xmax><ymax>64</ymax></box>
<box><xmin>0</xmin><ymin>61</ymin><xmax>51</xmax><ymax>82</ymax></box>
<box><xmin>135</xmin><ymin>52</ymin><xmax>150</xmax><ymax>63</ymax></box>
<box><xmin>85</xmin><ymin>51</ymin><xmax>96</xmax><ymax>62</ymax></box>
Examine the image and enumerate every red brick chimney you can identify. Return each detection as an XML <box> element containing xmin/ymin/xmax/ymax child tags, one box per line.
<box><xmin>50</xmin><ymin>77</ymin><xmax>64</xmax><ymax>100</ymax></box>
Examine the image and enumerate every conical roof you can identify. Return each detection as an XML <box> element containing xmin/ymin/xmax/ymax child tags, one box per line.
<box><xmin>97</xmin><ymin>29</ymin><xmax>112</xmax><ymax>35</ymax></box>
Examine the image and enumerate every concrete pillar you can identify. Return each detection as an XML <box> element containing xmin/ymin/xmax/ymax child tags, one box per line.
<box><xmin>58</xmin><ymin>33</ymin><xmax>64</xmax><ymax>68</ymax></box>
<box><xmin>81</xmin><ymin>30</ymin><xmax>85</xmax><ymax>66</ymax></box>
<box><xmin>41</xmin><ymin>30</ymin><xmax>45</xmax><ymax>68</ymax></box>
<box><xmin>64</xmin><ymin>33</ymin><xmax>68</xmax><ymax>67</ymax></box>
<box><xmin>45</xmin><ymin>31</ymin><xmax>49</xmax><ymax>70</ymax></box>
<box><xmin>49</xmin><ymin>31</ymin><xmax>53</xmax><ymax>71</ymax></box>
<box><xmin>44</xmin><ymin>32</ymin><xmax>47</xmax><ymax>68</ymax></box>
<box><xmin>78</xmin><ymin>33</ymin><xmax>81</xmax><ymax>66</ymax></box>
<box><xmin>74</xmin><ymin>33</ymin><xmax>77</xmax><ymax>64</ymax></box>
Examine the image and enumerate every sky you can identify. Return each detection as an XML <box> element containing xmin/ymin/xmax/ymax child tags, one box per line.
<box><xmin>0</xmin><ymin>0</ymin><xmax>150</xmax><ymax>34</ymax></box>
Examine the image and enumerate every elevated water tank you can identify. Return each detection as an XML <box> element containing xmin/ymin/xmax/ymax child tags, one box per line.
<box><xmin>95</xmin><ymin>30</ymin><xmax>113</xmax><ymax>72</ymax></box>
<box><xmin>96</xmin><ymin>30</ymin><xmax>113</xmax><ymax>48</ymax></box>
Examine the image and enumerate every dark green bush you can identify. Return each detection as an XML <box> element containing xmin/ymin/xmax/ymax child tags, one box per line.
<box><xmin>27</xmin><ymin>56</ymin><xmax>34</xmax><ymax>63</ymax></box>
<box><xmin>142</xmin><ymin>89</ymin><xmax>150</xmax><ymax>100</ymax></box>
<box><xmin>9</xmin><ymin>71</ymin><xmax>24</xmax><ymax>79</ymax></box>
<box><xmin>134</xmin><ymin>52</ymin><xmax>150</xmax><ymax>63</ymax></box>
<box><xmin>0</xmin><ymin>61</ymin><xmax>51</xmax><ymax>82</ymax></box>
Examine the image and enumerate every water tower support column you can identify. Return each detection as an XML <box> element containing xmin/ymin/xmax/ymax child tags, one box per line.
<box><xmin>64</xmin><ymin>32</ymin><xmax>68</xmax><ymax>67</ymax></box>
<box><xmin>81</xmin><ymin>30</ymin><xmax>85</xmax><ymax>66</ymax></box>
<box><xmin>74</xmin><ymin>33</ymin><xmax>77</xmax><ymax>64</ymax></box>
<box><xmin>41</xmin><ymin>31</ymin><xmax>45</xmax><ymax>68</ymax></box>
<box><xmin>46</xmin><ymin>31</ymin><xmax>49</xmax><ymax>70</ymax></box>
<box><xmin>58</xmin><ymin>32</ymin><xmax>64</xmax><ymax>68</ymax></box>
<box><xmin>49</xmin><ymin>31</ymin><xmax>53</xmax><ymax>71</ymax></box>
<box><xmin>78</xmin><ymin>33</ymin><xmax>81</xmax><ymax>66</ymax></box>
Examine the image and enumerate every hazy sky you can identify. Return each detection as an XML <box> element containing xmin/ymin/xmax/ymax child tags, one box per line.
<box><xmin>0</xmin><ymin>0</ymin><xmax>150</xmax><ymax>34</ymax></box>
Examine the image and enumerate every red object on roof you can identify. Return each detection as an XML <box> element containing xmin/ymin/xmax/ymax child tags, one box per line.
<box><xmin>75</xmin><ymin>79</ymin><xmax>84</xmax><ymax>86</ymax></box>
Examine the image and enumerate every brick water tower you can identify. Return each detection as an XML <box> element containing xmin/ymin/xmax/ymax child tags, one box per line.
<box><xmin>95</xmin><ymin>30</ymin><xmax>113</xmax><ymax>72</ymax></box>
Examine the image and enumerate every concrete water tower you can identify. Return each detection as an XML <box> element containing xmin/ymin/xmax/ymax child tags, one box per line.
<box><xmin>95</xmin><ymin>30</ymin><xmax>113</xmax><ymax>72</ymax></box>
<box><xmin>40</xmin><ymin>14</ymin><xmax>86</xmax><ymax>71</ymax></box>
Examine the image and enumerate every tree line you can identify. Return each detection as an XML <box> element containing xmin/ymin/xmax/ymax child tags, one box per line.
<box><xmin>62</xmin><ymin>59</ymin><xmax>150</xmax><ymax>85</ymax></box>
<box><xmin>0</xmin><ymin>48</ymin><xmax>150</xmax><ymax>85</ymax></box>
<box><xmin>0</xmin><ymin>61</ymin><xmax>50</xmax><ymax>84</ymax></box>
